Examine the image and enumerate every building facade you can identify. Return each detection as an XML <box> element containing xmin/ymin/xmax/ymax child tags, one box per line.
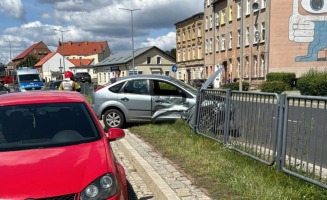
<box><xmin>203</xmin><ymin>0</ymin><xmax>327</xmax><ymax>88</ymax></box>
<box><xmin>204</xmin><ymin>0</ymin><xmax>269</xmax><ymax>88</ymax></box>
<box><xmin>95</xmin><ymin>46</ymin><xmax>176</xmax><ymax>86</ymax></box>
<box><xmin>175</xmin><ymin>12</ymin><xmax>205</xmax><ymax>84</ymax></box>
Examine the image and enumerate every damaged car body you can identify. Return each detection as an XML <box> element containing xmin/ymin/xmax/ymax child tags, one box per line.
<box><xmin>92</xmin><ymin>75</ymin><xmax>197</xmax><ymax>129</ymax></box>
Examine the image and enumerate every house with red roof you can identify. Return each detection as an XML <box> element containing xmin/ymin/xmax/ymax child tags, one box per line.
<box><xmin>12</xmin><ymin>41</ymin><xmax>51</xmax><ymax>69</ymax></box>
<box><xmin>34</xmin><ymin>52</ymin><xmax>74</xmax><ymax>82</ymax></box>
<box><xmin>55</xmin><ymin>41</ymin><xmax>110</xmax><ymax>81</ymax></box>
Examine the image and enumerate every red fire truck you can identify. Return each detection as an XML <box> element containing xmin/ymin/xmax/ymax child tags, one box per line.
<box><xmin>0</xmin><ymin>64</ymin><xmax>14</xmax><ymax>85</ymax></box>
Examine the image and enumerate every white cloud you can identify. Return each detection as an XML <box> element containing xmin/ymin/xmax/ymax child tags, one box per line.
<box><xmin>140</xmin><ymin>32</ymin><xmax>176</xmax><ymax>51</ymax></box>
<box><xmin>0</xmin><ymin>0</ymin><xmax>25</xmax><ymax>21</ymax></box>
<box><xmin>0</xmin><ymin>0</ymin><xmax>203</xmax><ymax>63</ymax></box>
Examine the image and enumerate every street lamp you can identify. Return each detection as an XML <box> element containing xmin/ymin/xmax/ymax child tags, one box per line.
<box><xmin>119</xmin><ymin>7</ymin><xmax>141</xmax><ymax>75</ymax></box>
<box><xmin>53</xmin><ymin>29</ymin><xmax>67</xmax><ymax>73</ymax></box>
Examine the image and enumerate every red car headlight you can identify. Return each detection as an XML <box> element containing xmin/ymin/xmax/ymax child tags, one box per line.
<box><xmin>80</xmin><ymin>173</ymin><xmax>118</xmax><ymax>200</ymax></box>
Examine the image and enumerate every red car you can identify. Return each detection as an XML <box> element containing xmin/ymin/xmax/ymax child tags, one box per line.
<box><xmin>0</xmin><ymin>91</ymin><xmax>128</xmax><ymax>199</ymax></box>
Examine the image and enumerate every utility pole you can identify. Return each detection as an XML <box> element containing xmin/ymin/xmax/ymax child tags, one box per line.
<box><xmin>119</xmin><ymin>8</ymin><xmax>141</xmax><ymax>75</ymax></box>
<box><xmin>239</xmin><ymin>0</ymin><xmax>244</xmax><ymax>91</ymax></box>
<box><xmin>53</xmin><ymin>29</ymin><xmax>68</xmax><ymax>72</ymax></box>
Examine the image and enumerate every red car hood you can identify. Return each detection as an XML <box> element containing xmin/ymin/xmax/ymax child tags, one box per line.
<box><xmin>0</xmin><ymin>140</ymin><xmax>112</xmax><ymax>199</ymax></box>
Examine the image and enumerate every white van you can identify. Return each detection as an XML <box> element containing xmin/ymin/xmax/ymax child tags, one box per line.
<box><xmin>13</xmin><ymin>67</ymin><xmax>45</xmax><ymax>92</ymax></box>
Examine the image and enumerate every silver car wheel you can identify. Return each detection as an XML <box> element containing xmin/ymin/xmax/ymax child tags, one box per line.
<box><xmin>103</xmin><ymin>109</ymin><xmax>124</xmax><ymax>128</ymax></box>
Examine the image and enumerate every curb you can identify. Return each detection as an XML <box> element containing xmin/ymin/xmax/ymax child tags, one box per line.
<box><xmin>115</xmin><ymin>132</ymin><xmax>180</xmax><ymax>200</ymax></box>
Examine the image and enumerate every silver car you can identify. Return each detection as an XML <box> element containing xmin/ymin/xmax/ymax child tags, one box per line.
<box><xmin>92</xmin><ymin>75</ymin><xmax>197</xmax><ymax>129</ymax></box>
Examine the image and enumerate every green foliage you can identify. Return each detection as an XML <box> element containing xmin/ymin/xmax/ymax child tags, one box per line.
<box><xmin>17</xmin><ymin>55</ymin><xmax>40</xmax><ymax>67</ymax></box>
<box><xmin>260</xmin><ymin>81</ymin><xmax>288</xmax><ymax>94</ymax></box>
<box><xmin>225</xmin><ymin>82</ymin><xmax>249</xmax><ymax>91</ymax></box>
<box><xmin>297</xmin><ymin>69</ymin><xmax>327</xmax><ymax>96</ymax></box>
<box><xmin>266</xmin><ymin>72</ymin><xmax>296</xmax><ymax>89</ymax></box>
<box><xmin>165</xmin><ymin>48</ymin><xmax>176</xmax><ymax>59</ymax></box>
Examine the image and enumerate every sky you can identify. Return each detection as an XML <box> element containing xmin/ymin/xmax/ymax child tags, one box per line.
<box><xmin>0</xmin><ymin>0</ymin><xmax>203</xmax><ymax>64</ymax></box>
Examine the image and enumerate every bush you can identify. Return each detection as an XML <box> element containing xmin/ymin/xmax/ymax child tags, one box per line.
<box><xmin>260</xmin><ymin>81</ymin><xmax>288</xmax><ymax>94</ymax></box>
<box><xmin>297</xmin><ymin>69</ymin><xmax>327</xmax><ymax>96</ymax></box>
<box><xmin>226</xmin><ymin>82</ymin><xmax>249</xmax><ymax>91</ymax></box>
<box><xmin>266</xmin><ymin>72</ymin><xmax>296</xmax><ymax>89</ymax></box>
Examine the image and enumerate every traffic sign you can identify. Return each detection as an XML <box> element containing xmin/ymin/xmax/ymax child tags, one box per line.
<box><xmin>172</xmin><ymin>65</ymin><xmax>177</xmax><ymax>72</ymax></box>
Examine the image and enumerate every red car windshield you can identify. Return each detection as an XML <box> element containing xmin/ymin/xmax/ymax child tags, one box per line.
<box><xmin>0</xmin><ymin>102</ymin><xmax>100</xmax><ymax>151</ymax></box>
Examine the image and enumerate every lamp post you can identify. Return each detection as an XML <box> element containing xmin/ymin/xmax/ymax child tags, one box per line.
<box><xmin>53</xmin><ymin>29</ymin><xmax>67</xmax><ymax>73</ymax></box>
<box><xmin>239</xmin><ymin>0</ymin><xmax>244</xmax><ymax>91</ymax></box>
<box><xmin>119</xmin><ymin>8</ymin><xmax>141</xmax><ymax>75</ymax></box>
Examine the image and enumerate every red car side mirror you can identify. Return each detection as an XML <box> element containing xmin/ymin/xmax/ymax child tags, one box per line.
<box><xmin>107</xmin><ymin>128</ymin><xmax>125</xmax><ymax>141</ymax></box>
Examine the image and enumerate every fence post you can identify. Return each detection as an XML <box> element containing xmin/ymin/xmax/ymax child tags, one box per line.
<box><xmin>224</xmin><ymin>89</ymin><xmax>231</xmax><ymax>144</ymax></box>
<box><xmin>191</xmin><ymin>88</ymin><xmax>201</xmax><ymax>133</ymax></box>
<box><xmin>276</xmin><ymin>94</ymin><xmax>286</xmax><ymax>171</ymax></box>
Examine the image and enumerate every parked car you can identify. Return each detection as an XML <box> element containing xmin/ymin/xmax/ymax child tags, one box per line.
<box><xmin>0</xmin><ymin>91</ymin><xmax>128</xmax><ymax>199</ymax></box>
<box><xmin>0</xmin><ymin>84</ymin><xmax>10</xmax><ymax>95</ymax></box>
<box><xmin>47</xmin><ymin>80</ymin><xmax>62</xmax><ymax>90</ymax></box>
<box><xmin>75</xmin><ymin>72</ymin><xmax>92</xmax><ymax>83</ymax></box>
<box><xmin>92</xmin><ymin>74</ymin><xmax>198</xmax><ymax>129</ymax></box>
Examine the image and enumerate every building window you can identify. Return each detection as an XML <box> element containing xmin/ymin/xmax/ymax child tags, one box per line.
<box><xmin>207</xmin><ymin>0</ymin><xmax>211</xmax><ymax>7</ymax></box>
<box><xmin>254</xmin><ymin>24</ymin><xmax>259</xmax><ymax>43</ymax></box>
<box><xmin>261</xmin><ymin>54</ymin><xmax>265</xmax><ymax>77</ymax></box>
<box><xmin>216</xmin><ymin>13</ymin><xmax>220</xmax><ymax>26</ymax></box>
<box><xmin>147</xmin><ymin>57</ymin><xmax>151</xmax><ymax>64</ymax></box>
<box><xmin>198</xmin><ymin>26</ymin><xmax>202</xmax><ymax>37</ymax></box>
<box><xmin>177</xmin><ymin>33</ymin><xmax>180</xmax><ymax>43</ymax></box>
<box><xmin>220</xmin><ymin>9</ymin><xmax>226</xmax><ymax>25</ymax></box>
<box><xmin>221</xmin><ymin>34</ymin><xmax>226</xmax><ymax>51</ymax></box>
<box><xmin>229</xmin><ymin>58</ymin><xmax>233</xmax><ymax>73</ymax></box>
<box><xmin>245</xmin><ymin>57</ymin><xmax>249</xmax><ymax>77</ymax></box>
<box><xmin>183</xmin><ymin>32</ymin><xmax>186</xmax><ymax>41</ymax></box>
<box><xmin>246</xmin><ymin>27</ymin><xmax>249</xmax><ymax>45</ymax></box>
<box><xmin>198</xmin><ymin>46</ymin><xmax>202</xmax><ymax>59</ymax></box>
<box><xmin>188</xmin><ymin>48</ymin><xmax>191</xmax><ymax>60</ymax></box>
<box><xmin>177</xmin><ymin>51</ymin><xmax>180</xmax><ymax>62</ymax></box>
<box><xmin>192</xmin><ymin>28</ymin><xmax>195</xmax><ymax>39</ymax></box>
<box><xmin>188</xmin><ymin>29</ymin><xmax>191</xmax><ymax>40</ymax></box>
<box><xmin>254</xmin><ymin>55</ymin><xmax>258</xmax><ymax>77</ymax></box>
<box><xmin>261</xmin><ymin>0</ymin><xmax>266</xmax><ymax>9</ymax></box>
<box><xmin>228</xmin><ymin>6</ymin><xmax>233</xmax><ymax>22</ymax></box>
<box><xmin>246</xmin><ymin>0</ymin><xmax>250</xmax><ymax>15</ymax></box>
<box><xmin>237</xmin><ymin>57</ymin><xmax>240</xmax><ymax>78</ymax></box>
<box><xmin>210</xmin><ymin>14</ymin><xmax>213</xmax><ymax>28</ymax></box>
<box><xmin>216</xmin><ymin>36</ymin><xmax>219</xmax><ymax>52</ymax></box>
<box><xmin>183</xmin><ymin>49</ymin><xmax>186</xmax><ymax>61</ymax></box>
<box><xmin>205</xmin><ymin>16</ymin><xmax>209</xmax><ymax>30</ymax></box>
<box><xmin>237</xmin><ymin>29</ymin><xmax>241</xmax><ymax>47</ymax></box>
<box><xmin>192</xmin><ymin>46</ymin><xmax>195</xmax><ymax>59</ymax></box>
<box><xmin>229</xmin><ymin>31</ymin><xmax>233</xmax><ymax>49</ymax></box>
<box><xmin>261</xmin><ymin>22</ymin><xmax>266</xmax><ymax>41</ymax></box>
<box><xmin>209</xmin><ymin>38</ymin><xmax>213</xmax><ymax>53</ymax></box>
<box><xmin>157</xmin><ymin>57</ymin><xmax>161</xmax><ymax>64</ymax></box>
<box><xmin>205</xmin><ymin>39</ymin><xmax>208</xmax><ymax>54</ymax></box>
<box><xmin>165</xmin><ymin>71</ymin><xmax>170</xmax><ymax>76</ymax></box>
<box><xmin>237</xmin><ymin>2</ymin><xmax>241</xmax><ymax>19</ymax></box>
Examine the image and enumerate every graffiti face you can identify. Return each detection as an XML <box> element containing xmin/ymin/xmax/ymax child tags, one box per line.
<box><xmin>301</xmin><ymin>0</ymin><xmax>327</xmax><ymax>13</ymax></box>
<box><xmin>289</xmin><ymin>0</ymin><xmax>327</xmax><ymax>62</ymax></box>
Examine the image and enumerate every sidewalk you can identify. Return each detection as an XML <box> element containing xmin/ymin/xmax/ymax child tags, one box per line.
<box><xmin>111</xmin><ymin>129</ymin><xmax>212</xmax><ymax>200</ymax></box>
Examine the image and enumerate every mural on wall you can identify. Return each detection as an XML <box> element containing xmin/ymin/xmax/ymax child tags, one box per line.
<box><xmin>289</xmin><ymin>0</ymin><xmax>327</xmax><ymax>62</ymax></box>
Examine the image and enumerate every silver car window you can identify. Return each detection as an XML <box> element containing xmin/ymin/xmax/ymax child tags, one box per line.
<box><xmin>123</xmin><ymin>79</ymin><xmax>148</xmax><ymax>95</ymax></box>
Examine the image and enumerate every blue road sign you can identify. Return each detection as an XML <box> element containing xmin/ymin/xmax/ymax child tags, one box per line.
<box><xmin>172</xmin><ymin>65</ymin><xmax>177</xmax><ymax>72</ymax></box>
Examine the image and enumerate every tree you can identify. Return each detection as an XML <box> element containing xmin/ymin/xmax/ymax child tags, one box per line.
<box><xmin>165</xmin><ymin>48</ymin><xmax>176</xmax><ymax>59</ymax></box>
<box><xmin>17</xmin><ymin>55</ymin><xmax>40</xmax><ymax>67</ymax></box>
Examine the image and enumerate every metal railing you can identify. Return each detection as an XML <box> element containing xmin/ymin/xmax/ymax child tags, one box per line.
<box><xmin>192</xmin><ymin>89</ymin><xmax>327</xmax><ymax>189</ymax></box>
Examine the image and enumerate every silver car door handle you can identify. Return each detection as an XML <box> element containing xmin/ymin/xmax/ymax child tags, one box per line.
<box><xmin>121</xmin><ymin>97</ymin><xmax>129</xmax><ymax>101</ymax></box>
